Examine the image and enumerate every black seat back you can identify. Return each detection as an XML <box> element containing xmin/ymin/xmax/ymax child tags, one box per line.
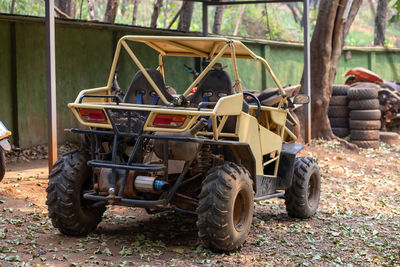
<box><xmin>123</xmin><ymin>69</ymin><xmax>173</xmax><ymax>105</ymax></box>
<box><xmin>190</xmin><ymin>69</ymin><xmax>234</xmax><ymax>106</ymax></box>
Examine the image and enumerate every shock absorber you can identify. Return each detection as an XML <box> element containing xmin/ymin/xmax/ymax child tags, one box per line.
<box><xmin>198</xmin><ymin>144</ymin><xmax>213</xmax><ymax>172</ymax></box>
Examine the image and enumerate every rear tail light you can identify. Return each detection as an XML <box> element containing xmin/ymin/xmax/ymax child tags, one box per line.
<box><xmin>153</xmin><ymin>114</ymin><xmax>186</xmax><ymax>128</ymax></box>
<box><xmin>79</xmin><ymin>109</ymin><xmax>107</xmax><ymax>123</ymax></box>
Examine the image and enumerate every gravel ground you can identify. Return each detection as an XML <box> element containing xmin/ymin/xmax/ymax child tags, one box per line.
<box><xmin>0</xmin><ymin>139</ymin><xmax>399</xmax><ymax>266</ymax></box>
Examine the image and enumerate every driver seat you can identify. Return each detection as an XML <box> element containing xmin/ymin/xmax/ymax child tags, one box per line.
<box><xmin>191</xmin><ymin>68</ymin><xmax>247</xmax><ymax>133</ymax></box>
<box><xmin>123</xmin><ymin>69</ymin><xmax>174</xmax><ymax>105</ymax></box>
<box><xmin>190</xmin><ymin>68</ymin><xmax>234</xmax><ymax>106</ymax></box>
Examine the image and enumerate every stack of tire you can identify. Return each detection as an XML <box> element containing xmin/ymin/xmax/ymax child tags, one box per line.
<box><xmin>328</xmin><ymin>85</ymin><xmax>350</xmax><ymax>138</ymax></box>
<box><xmin>348</xmin><ymin>83</ymin><xmax>381</xmax><ymax>149</ymax></box>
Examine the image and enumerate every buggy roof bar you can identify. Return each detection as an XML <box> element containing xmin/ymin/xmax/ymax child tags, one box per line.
<box><xmin>107</xmin><ymin>36</ymin><xmax>287</xmax><ymax>106</ymax></box>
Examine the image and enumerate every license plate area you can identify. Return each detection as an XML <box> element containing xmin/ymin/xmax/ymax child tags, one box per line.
<box><xmin>106</xmin><ymin>109</ymin><xmax>150</xmax><ymax>135</ymax></box>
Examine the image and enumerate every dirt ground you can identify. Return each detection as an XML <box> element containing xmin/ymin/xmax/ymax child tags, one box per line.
<box><xmin>0</xmin><ymin>140</ymin><xmax>399</xmax><ymax>266</ymax></box>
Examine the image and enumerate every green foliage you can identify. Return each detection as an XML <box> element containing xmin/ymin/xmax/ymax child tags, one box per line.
<box><xmin>1</xmin><ymin>0</ymin><xmax>400</xmax><ymax>47</ymax></box>
<box><xmin>389</xmin><ymin>0</ymin><xmax>400</xmax><ymax>24</ymax></box>
<box><xmin>0</xmin><ymin>0</ymin><xmax>44</xmax><ymax>16</ymax></box>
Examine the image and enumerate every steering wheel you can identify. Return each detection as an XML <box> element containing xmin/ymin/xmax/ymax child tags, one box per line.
<box><xmin>243</xmin><ymin>91</ymin><xmax>261</xmax><ymax>118</ymax></box>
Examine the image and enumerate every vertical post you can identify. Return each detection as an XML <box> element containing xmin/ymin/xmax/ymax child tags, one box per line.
<box><xmin>304</xmin><ymin>0</ymin><xmax>311</xmax><ymax>144</ymax></box>
<box><xmin>202</xmin><ymin>2</ymin><xmax>208</xmax><ymax>37</ymax></box>
<box><xmin>46</xmin><ymin>0</ymin><xmax>57</xmax><ymax>171</ymax></box>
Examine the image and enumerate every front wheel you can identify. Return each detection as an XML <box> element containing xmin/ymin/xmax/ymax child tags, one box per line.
<box><xmin>46</xmin><ymin>151</ymin><xmax>105</xmax><ymax>236</ymax></box>
<box><xmin>285</xmin><ymin>157</ymin><xmax>321</xmax><ymax>218</ymax></box>
<box><xmin>0</xmin><ymin>148</ymin><xmax>5</xmax><ymax>182</ymax></box>
<box><xmin>197</xmin><ymin>162</ymin><xmax>254</xmax><ymax>251</ymax></box>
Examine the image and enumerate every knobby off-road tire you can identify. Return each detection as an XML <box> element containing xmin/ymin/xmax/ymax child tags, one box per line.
<box><xmin>348</xmin><ymin>99</ymin><xmax>380</xmax><ymax>110</ymax></box>
<box><xmin>0</xmin><ymin>148</ymin><xmax>5</xmax><ymax>182</ymax></box>
<box><xmin>349</xmin><ymin>120</ymin><xmax>381</xmax><ymax>130</ymax></box>
<box><xmin>352</xmin><ymin>140</ymin><xmax>380</xmax><ymax>149</ymax></box>
<box><xmin>350</xmin><ymin>130</ymin><xmax>380</xmax><ymax>140</ymax></box>
<box><xmin>46</xmin><ymin>151</ymin><xmax>105</xmax><ymax>236</ymax></box>
<box><xmin>328</xmin><ymin>106</ymin><xmax>349</xmax><ymax>118</ymax></box>
<box><xmin>332</xmin><ymin>127</ymin><xmax>350</xmax><ymax>138</ymax></box>
<box><xmin>329</xmin><ymin>117</ymin><xmax>349</xmax><ymax>128</ymax></box>
<box><xmin>380</xmin><ymin>132</ymin><xmax>399</xmax><ymax>146</ymax></box>
<box><xmin>197</xmin><ymin>162</ymin><xmax>254</xmax><ymax>251</ymax></box>
<box><xmin>332</xmin><ymin>85</ymin><xmax>349</xmax><ymax>96</ymax></box>
<box><xmin>349</xmin><ymin>110</ymin><xmax>381</xmax><ymax>120</ymax></box>
<box><xmin>348</xmin><ymin>84</ymin><xmax>379</xmax><ymax>100</ymax></box>
<box><xmin>329</xmin><ymin>96</ymin><xmax>348</xmax><ymax>106</ymax></box>
<box><xmin>285</xmin><ymin>157</ymin><xmax>321</xmax><ymax>218</ymax></box>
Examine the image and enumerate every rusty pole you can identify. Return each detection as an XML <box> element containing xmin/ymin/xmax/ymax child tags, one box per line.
<box><xmin>46</xmin><ymin>0</ymin><xmax>58</xmax><ymax>171</ymax></box>
<box><xmin>304</xmin><ymin>0</ymin><xmax>311</xmax><ymax>144</ymax></box>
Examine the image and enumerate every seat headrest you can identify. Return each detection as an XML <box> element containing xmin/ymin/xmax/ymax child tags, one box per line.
<box><xmin>123</xmin><ymin>69</ymin><xmax>174</xmax><ymax>104</ymax></box>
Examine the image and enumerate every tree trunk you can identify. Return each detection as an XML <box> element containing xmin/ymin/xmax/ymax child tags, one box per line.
<box><xmin>178</xmin><ymin>1</ymin><xmax>194</xmax><ymax>31</ymax></box>
<box><xmin>120</xmin><ymin>0</ymin><xmax>128</xmax><ymax>16</ymax></box>
<box><xmin>87</xmin><ymin>0</ymin><xmax>97</xmax><ymax>20</ymax></box>
<box><xmin>164</xmin><ymin>0</ymin><xmax>169</xmax><ymax>28</ymax></box>
<box><xmin>374</xmin><ymin>0</ymin><xmax>388</xmax><ymax>46</ymax></box>
<box><xmin>10</xmin><ymin>0</ymin><xmax>15</xmax><ymax>14</ymax></box>
<box><xmin>311</xmin><ymin>0</ymin><xmax>319</xmax><ymax>10</ymax></box>
<box><xmin>212</xmin><ymin>0</ymin><xmax>225</xmax><ymax>34</ymax></box>
<box><xmin>367</xmin><ymin>0</ymin><xmax>377</xmax><ymax>18</ymax></box>
<box><xmin>286</xmin><ymin>3</ymin><xmax>301</xmax><ymax>24</ymax></box>
<box><xmin>104</xmin><ymin>0</ymin><xmax>120</xmax><ymax>23</ymax></box>
<box><xmin>55</xmin><ymin>0</ymin><xmax>76</xmax><ymax>18</ymax></box>
<box><xmin>132</xmin><ymin>0</ymin><xmax>139</xmax><ymax>25</ymax></box>
<box><xmin>233</xmin><ymin>5</ymin><xmax>246</xmax><ymax>35</ymax></box>
<box><xmin>150</xmin><ymin>0</ymin><xmax>163</xmax><ymax>28</ymax></box>
<box><xmin>300</xmin><ymin>0</ymin><xmax>362</xmax><ymax>139</ymax></box>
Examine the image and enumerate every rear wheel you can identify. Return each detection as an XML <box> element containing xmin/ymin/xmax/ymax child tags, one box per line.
<box><xmin>197</xmin><ymin>162</ymin><xmax>254</xmax><ymax>251</ymax></box>
<box><xmin>46</xmin><ymin>151</ymin><xmax>105</xmax><ymax>236</ymax></box>
<box><xmin>285</xmin><ymin>157</ymin><xmax>320</xmax><ymax>218</ymax></box>
<box><xmin>0</xmin><ymin>148</ymin><xmax>5</xmax><ymax>182</ymax></box>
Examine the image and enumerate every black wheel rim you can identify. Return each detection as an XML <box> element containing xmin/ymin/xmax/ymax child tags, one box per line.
<box><xmin>233</xmin><ymin>190</ymin><xmax>248</xmax><ymax>232</ymax></box>
<box><xmin>307</xmin><ymin>173</ymin><xmax>318</xmax><ymax>208</ymax></box>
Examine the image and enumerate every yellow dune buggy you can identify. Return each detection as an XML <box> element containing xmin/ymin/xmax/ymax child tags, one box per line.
<box><xmin>46</xmin><ymin>36</ymin><xmax>321</xmax><ymax>251</ymax></box>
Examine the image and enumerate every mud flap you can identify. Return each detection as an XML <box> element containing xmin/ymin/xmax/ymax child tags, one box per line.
<box><xmin>276</xmin><ymin>142</ymin><xmax>304</xmax><ymax>189</ymax></box>
<box><xmin>255</xmin><ymin>175</ymin><xmax>276</xmax><ymax>198</ymax></box>
<box><xmin>0</xmin><ymin>139</ymin><xmax>11</xmax><ymax>152</ymax></box>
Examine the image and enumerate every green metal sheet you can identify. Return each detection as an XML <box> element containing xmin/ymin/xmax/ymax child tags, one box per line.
<box><xmin>0</xmin><ymin>22</ymin><xmax>14</xmax><ymax>142</ymax></box>
<box><xmin>2</xmin><ymin>16</ymin><xmax>400</xmax><ymax>147</ymax></box>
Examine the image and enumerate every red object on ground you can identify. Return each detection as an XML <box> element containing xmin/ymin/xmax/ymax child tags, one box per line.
<box><xmin>343</xmin><ymin>67</ymin><xmax>383</xmax><ymax>83</ymax></box>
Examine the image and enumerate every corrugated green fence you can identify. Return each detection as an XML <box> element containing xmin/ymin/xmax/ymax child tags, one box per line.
<box><xmin>1</xmin><ymin>15</ymin><xmax>400</xmax><ymax>147</ymax></box>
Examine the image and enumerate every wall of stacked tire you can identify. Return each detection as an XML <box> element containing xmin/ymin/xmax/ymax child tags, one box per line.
<box><xmin>329</xmin><ymin>85</ymin><xmax>350</xmax><ymax>138</ymax></box>
<box><xmin>328</xmin><ymin>83</ymin><xmax>399</xmax><ymax>148</ymax></box>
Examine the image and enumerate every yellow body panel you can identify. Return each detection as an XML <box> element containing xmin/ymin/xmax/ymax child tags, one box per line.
<box><xmin>238</xmin><ymin>113</ymin><xmax>263</xmax><ymax>175</ymax></box>
<box><xmin>214</xmin><ymin>94</ymin><xmax>243</xmax><ymax>116</ymax></box>
<box><xmin>259</xmin><ymin>126</ymin><xmax>282</xmax><ymax>156</ymax></box>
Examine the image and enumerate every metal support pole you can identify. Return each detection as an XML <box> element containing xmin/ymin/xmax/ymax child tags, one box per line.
<box><xmin>202</xmin><ymin>2</ymin><xmax>208</xmax><ymax>36</ymax></box>
<box><xmin>303</xmin><ymin>0</ymin><xmax>311</xmax><ymax>144</ymax></box>
<box><xmin>46</xmin><ymin>0</ymin><xmax>58</xmax><ymax>171</ymax></box>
